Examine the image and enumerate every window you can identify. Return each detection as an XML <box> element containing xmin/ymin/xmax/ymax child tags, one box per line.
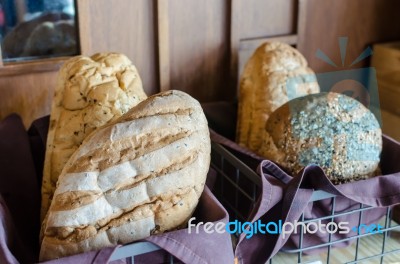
<box><xmin>0</xmin><ymin>0</ymin><xmax>78</xmax><ymax>63</ymax></box>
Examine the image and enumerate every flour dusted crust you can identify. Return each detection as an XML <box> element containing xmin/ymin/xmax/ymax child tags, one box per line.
<box><xmin>41</xmin><ymin>53</ymin><xmax>147</xmax><ymax>223</ymax></box>
<box><xmin>237</xmin><ymin>42</ymin><xmax>320</xmax><ymax>152</ymax></box>
<box><xmin>261</xmin><ymin>92</ymin><xmax>382</xmax><ymax>184</ymax></box>
<box><xmin>39</xmin><ymin>90</ymin><xmax>211</xmax><ymax>261</ymax></box>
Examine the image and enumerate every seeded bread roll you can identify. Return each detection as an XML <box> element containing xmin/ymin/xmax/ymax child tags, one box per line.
<box><xmin>237</xmin><ymin>42</ymin><xmax>320</xmax><ymax>152</ymax></box>
<box><xmin>41</xmin><ymin>53</ymin><xmax>147</xmax><ymax>223</ymax></box>
<box><xmin>260</xmin><ymin>92</ymin><xmax>382</xmax><ymax>184</ymax></box>
<box><xmin>39</xmin><ymin>90</ymin><xmax>210</xmax><ymax>261</ymax></box>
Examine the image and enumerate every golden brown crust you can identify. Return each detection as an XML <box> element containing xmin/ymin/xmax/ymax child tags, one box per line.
<box><xmin>39</xmin><ymin>90</ymin><xmax>211</xmax><ymax>261</ymax></box>
<box><xmin>41</xmin><ymin>53</ymin><xmax>147</xmax><ymax>224</ymax></box>
<box><xmin>236</xmin><ymin>42</ymin><xmax>320</xmax><ymax>152</ymax></box>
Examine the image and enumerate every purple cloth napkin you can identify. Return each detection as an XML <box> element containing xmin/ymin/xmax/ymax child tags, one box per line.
<box><xmin>37</xmin><ymin>246</ymin><xmax>123</xmax><ymax>264</ymax></box>
<box><xmin>0</xmin><ymin>114</ymin><xmax>235</xmax><ymax>264</ymax></box>
<box><xmin>0</xmin><ymin>114</ymin><xmax>41</xmax><ymax>263</ymax></box>
<box><xmin>0</xmin><ymin>194</ymin><xmax>20</xmax><ymax>264</ymax></box>
<box><xmin>145</xmin><ymin>187</ymin><xmax>232</xmax><ymax>264</ymax></box>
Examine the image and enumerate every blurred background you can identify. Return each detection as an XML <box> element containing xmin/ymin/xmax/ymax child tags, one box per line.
<box><xmin>0</xmin><ymin>0</ymin><xmax>77</xmax><ymax>61</ymax></box>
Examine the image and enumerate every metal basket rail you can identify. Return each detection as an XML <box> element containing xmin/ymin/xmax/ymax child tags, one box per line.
<box><xmin>109</xmin><ymin>242</ymin><xmax>176</xmax><ymax>263</ymax></box>
<box><xmin>210</xmin><ymin>142</ymin><xmax>400</xmax><ymax>264</ymax></box>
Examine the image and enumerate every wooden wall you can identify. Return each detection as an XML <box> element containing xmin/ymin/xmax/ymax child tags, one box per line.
<box><xmin>77</xmin><ymin>0</ymin><xmax>159</xmax><ymax>95</ymax></box>
<box><xmin>1</xmin><ymin>0</ymin><xmax>400</xmax><ymax>127</ymax></box>
<box><xmin>231</xmin><ymin>0</ymin><xmax>298</xmax><ymax>85</ymax></box>
<box><xmin>0</xmin><ymin>60</ymin><xmax>62</xmax><ymax>128</ymax></box>
<box><xmin>297</xmin><ymin>0</ymin><xmax>400</xmax><ymax>73</ymax></box>
<box><xmin>0</xmin><ymin>68</ymin><xmax>58</xmax><ymax>128</ymax></box>
<box><xmin>158</xmin><ymin>0</ymin><xmax>230</xmax><ymax>101</ymax></box>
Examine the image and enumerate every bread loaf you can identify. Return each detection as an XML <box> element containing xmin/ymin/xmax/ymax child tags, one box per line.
<box><xmin>260</xmin><ymin>92</ymin><xmax>382</xmax><ymax>184</ymax></box>
<box><xmin>22</xmin><ymin>20</ymin><xmax>77</xmax><ymax>57</ymax></box>
<box><xmin>39</xmin><ymin>90</ymin><xmax>210</xmax><ymax>261</ymax></box>
<box><xmin>237</xmin><ymin>42</ymin><xmax>320</xmax><ymax>152</ymax></box>
<box><xmin>41</xmin><ymin>53</ymin><xmax>147</xmax><ymax>223</ymax></box>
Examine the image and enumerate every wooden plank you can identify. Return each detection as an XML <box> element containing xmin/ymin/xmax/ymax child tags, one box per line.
<box><xmin>297</xmin><ymin>0</ymin><xmax>308</xmax><ymax>56</ymax></box>
<box><xmin>239</xmin><ymin>34</ymin><xmax>298</xmax><ymax>50</ymax></box>
<box><xmin>381</xmin><ymin>109</ymin><xmax>400</xmax><ymax>141</ymax></box>
<box><xmin>230</xmin><ymin>0</ymin><xmax>241</xmax><ymax>96</ymax></box>
<box><xmin>0</xmin><ymin>57</ymin><xmax>65</xmax><ymax>77</ymax></box>
<box><xmin>157</xmin><ymin>0</ymin><xmax>171</xmax><ymax>92</ymax></box>
<box><xmin>76</xmin><ymin>0</ymin><xmax>91</xmax><ymax>54</ymax></box>
<box><xmin>376</xmin><ymin>80</ymin><xmax>400</xmax><ymax>116</ymax></box>
<box><xmin>371</xmin><ymin>41</ymin><xmax>400</xmax><ymax>75</ymax></box>
<box><xmin>167</xmin><ymin>0</ymin><xmax>230</xmax><ymax>102</ymax></box>
<box><xmin>76</xmin><ymin>0</ymin><xmax>159</xmax><ymax>96</ymax></box>
<box><xmin>238</xmin><ymin>0</ymin><xmax>297</xmax><ymax>39</ymax></box>
<box><xmin>0</xmin><ymin>71</ymin><xmax>58</xmax><ymax>127</ymax></box>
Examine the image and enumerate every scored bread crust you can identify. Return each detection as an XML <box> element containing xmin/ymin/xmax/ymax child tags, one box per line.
<box><xmin>236</xmin><ymin>42</ymin><xmax>320</xmax><ymax>152</ymax></box>
<box><xmin>41</xmin><ymin>53</ymin><xmax>147</xmax><ymax>224</ymax></box>
<box><xmin>39</xmin><ymin>90</ymin><xmax>211</xmax><ymax>261</ymax></box>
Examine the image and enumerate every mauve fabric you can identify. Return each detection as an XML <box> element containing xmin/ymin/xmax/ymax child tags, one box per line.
<box><xmin>28</xmin><ymin>116</ymin><xmax>49</xmax><ymax>191</ymax></box>
<box><xmin>0</xmin><ymin>194</ymin><xmax>20</xmax><ymax>264</ymax></box>
<box><xmin>40</xmin><ymin>246</ymin><xmax>124</xmax><ymax>264</ymax></box>
<box><xmin>0</xmin><ymin>114</ymin><xmax>41</xmax><ymax>263</ymax></box>
<box><xmin>144</xmin><ymin>187</ymin><xmax>233</xmax><ymax>264</ymax></box>
<box><xmin>0</xmin><ymin>114</ymin><xmax>235</xmax><ymax>264</ymax></box>
<box><xmin>203</xmin><ymin>102</ymin><xmax>400</xmax><ymax>264</ymax></box>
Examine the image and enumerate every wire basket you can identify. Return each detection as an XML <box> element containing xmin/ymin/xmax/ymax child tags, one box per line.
<box><xmin>89</xmin><ymin>140</ymin><xmax>400</xmax><ymax>264</ymax></box>
<box><xmin>108</xmin><ymin>242</ymin><xmax>177</xmax><ymax>263</ymax></box>
<box><xmin>210</xmin><ymin>141</ymin><xmax>400</xmax><ymax>264</ymax></box>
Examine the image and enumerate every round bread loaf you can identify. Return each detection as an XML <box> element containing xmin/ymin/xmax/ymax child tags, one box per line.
<box><xmin>40</xmin><ymin>90</ymin><xmax>211</xmax><ymax>261</ymax></box>
<box><xmin>259</xmin><ymin>92</ymin><xmax>382</xmax><ymax>184</ymax></box>
<box><xmin>237</xmin><ymin>42</ymin><xmax>320</xmax><ymax>152</ymax></box>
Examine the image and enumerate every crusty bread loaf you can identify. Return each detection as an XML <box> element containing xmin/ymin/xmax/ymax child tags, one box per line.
<box><xmin>39</xmin><ymin>90</ymin><xmax>211</xmax><ymax>261</ymax></box>
<box><xmin>237</xmin><ymin>42</ymin><xmax>320</xmax><ymax>152</ymax></box>
<box><xmin>22</xmin><ymin>20</ymin><xmax>77</xmax><ymax>57</ymax></box>
<box><xmin>41</xmin><ymin>53</ymin><xmax>147</xmax><ymax>223</ymax></box>
<box><xmin>260</xmin><ymin>92</ymin><xmax>382</xmax><ymax>184</ymax></box>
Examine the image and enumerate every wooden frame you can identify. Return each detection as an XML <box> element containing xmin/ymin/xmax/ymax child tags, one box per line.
<box><xmin>157</xmin><ymin>0</ymin><xmax>171</xmax><ymax>92</ymax></box>
<box><xmin>229</xmin><ymin>0</ymin><xmax>240</xmax><ymax>94</ymax></box>
<box><xmin>75</xmin><ymin>0</ymin><xmax>89</xmax><ymax>55</ymax></box>
<box><xmin>0</xmin><ymin>57</ymin><xmax>65</xmax><ymax>77</ymax></box>
<box><xmin>296</xmin><ymin>0</ymin><xmax>308</xmax><ymax>53</ymax></box>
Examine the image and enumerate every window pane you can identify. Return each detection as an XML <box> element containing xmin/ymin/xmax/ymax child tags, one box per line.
<box><xmin>0</xmin><ymin>0</ymin><xmax>78</xmax><ymax>62</ymax></box>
